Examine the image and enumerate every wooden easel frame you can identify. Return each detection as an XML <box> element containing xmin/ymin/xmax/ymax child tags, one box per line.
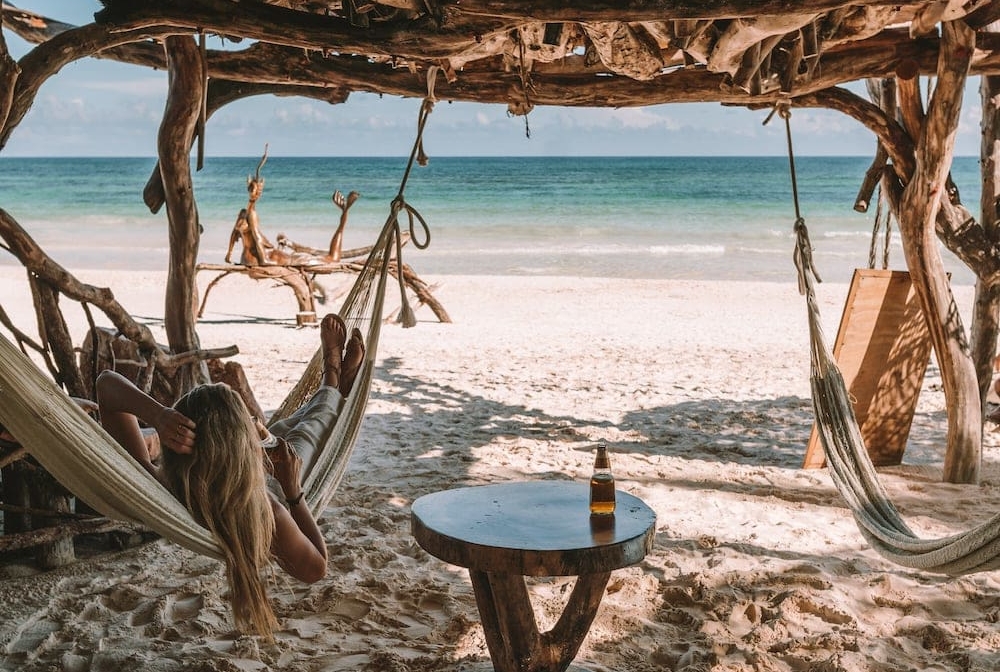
<box><xmin>803</xmin><ymin>269</ymin><xmax>935</xmax><ymax>469</ymax></box>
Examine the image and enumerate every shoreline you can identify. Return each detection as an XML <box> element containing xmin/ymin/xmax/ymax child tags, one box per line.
<box><xmin>2</xmin><ymin>266</ymin><xmax>999</xmax><ymax>671</ymax></box>
<box><xmin>0</xmin><ymin>153</ymin><xmax>985</xmax><ymax>288</ymax></box>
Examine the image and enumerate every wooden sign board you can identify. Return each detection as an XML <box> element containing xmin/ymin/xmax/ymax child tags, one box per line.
<box><xmin>803</xmin><ymin>269</ymin><xmax>934</xmax><ymax>469</ymax></box>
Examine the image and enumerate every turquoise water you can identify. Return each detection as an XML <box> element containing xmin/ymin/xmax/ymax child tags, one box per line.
<box><xmin>0</xmin><ymin>156</ymin><xmax>982</xmax><ymax>284</ymax></box>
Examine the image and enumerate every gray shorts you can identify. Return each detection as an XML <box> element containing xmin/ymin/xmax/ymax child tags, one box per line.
<box><xmin>267</xmin><ymin>386</ymin><xmax>343</xmax><ymax>494</ymax></box>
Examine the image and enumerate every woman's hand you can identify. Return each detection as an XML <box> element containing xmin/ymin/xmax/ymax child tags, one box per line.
<box><xmin>152</xmin><ymin>407</ymin><xmax>196</xmax><ymax>454</ymax></box>
<box><xmin>268</xmin><ymin>438</ymin><xmax>303</xmax><ymax>502</ymax></box>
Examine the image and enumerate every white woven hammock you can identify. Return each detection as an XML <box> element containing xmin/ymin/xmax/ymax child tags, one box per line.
<box><xmin>0</xmin><ymin>212</ymin><xmax>401</xmax><ymax>560</ymax></box>
<box><xmin>795</xmin><ymin>220</ymin><xmax>1000</xmax><ymax>574</ymax></box>
<box><xmin>0</xmin><ymin>84</ymin><xmax>435</xmax><ymax>560</ymax></box>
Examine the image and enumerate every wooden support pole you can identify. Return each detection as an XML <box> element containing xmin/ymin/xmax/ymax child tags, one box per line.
<box><xmin>0</xmin><ymin>8</ymin><xmax>19</xmax><ymax>134</ymax></box>
<box><xmin>898</xmin><ymin>20</ymin><xmax>980</xmax><ymax>484</ymax></box>
<box><xmin>971</xmin><ymin>71</ymin><xmax>1000</xmax><ymax>406</ymax></box>
<box><xmin>32</xmin><ymin>472</ymin><xmax>76</xmax><ymax>568</ymax></box>
<box><xmin>159</xmin><ymin>35</ymin><xmax>209</xmax><ymax>392</ymax></box>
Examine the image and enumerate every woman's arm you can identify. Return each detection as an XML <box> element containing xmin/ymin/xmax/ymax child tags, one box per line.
<box><xmin>267</xmin><ymin>438</ymin><xmax>328</xmax><ymax>583</ymax></box>
<box><xmin>95</xmin><ymin>370</ymin><xmax>196</xmax><ymax>478</ymax></box>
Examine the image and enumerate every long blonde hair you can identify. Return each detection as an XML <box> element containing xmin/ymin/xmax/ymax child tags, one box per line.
<box><xmin>165</xmin><ymin>383</ymin><xmax>278</xmax><ymax>638</ymax></box>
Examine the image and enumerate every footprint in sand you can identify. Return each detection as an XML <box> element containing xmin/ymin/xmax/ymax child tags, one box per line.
<box><xmin>331</xmin><ymin>596</ymin><xmax>372</xmax><ymax>621</ymax></box>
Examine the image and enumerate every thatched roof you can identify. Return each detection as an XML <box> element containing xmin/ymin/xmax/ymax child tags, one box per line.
<box><xmin>4</xmin><ymin>1</ymin><xmax>1000</xmax><ymax>119</ymax></box>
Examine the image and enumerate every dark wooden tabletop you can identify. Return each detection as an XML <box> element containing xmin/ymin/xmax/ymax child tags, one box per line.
<box><xmin>411</xmin><ymin>481</ymin><xmax>656</xmax><ymax>577</ymax></box>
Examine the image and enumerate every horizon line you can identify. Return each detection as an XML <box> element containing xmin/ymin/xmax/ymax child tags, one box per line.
<box><xmin>0</xmin><ymin>153</ymin><xmax>984</xmax><ymax>159</ymax></box>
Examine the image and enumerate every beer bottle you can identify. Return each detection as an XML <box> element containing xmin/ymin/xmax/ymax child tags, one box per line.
<box><xmin>589</xmin><ymin>443</ymin><xmax>616</xmax><ymax>515</ymax></box>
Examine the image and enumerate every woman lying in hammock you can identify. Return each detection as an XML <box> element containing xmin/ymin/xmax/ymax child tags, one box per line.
<box><xmin>95</xmin><ymin>313</ymin><xmax>364</xmax><ymax>639</ymax></box>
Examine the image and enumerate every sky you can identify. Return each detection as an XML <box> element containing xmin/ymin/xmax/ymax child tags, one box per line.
<box><xmin>1</xmin><ymin>2</ymin><xmax>988</xmax><ymax>157</ymax></box>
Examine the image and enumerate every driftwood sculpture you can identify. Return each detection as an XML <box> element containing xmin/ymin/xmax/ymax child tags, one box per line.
<box><xmin>278</xmin><ymin>189</ymin><xmax>361</xmax><ymax>263</ymax></box>
<box><xmin>225</xmin><ymin>145</ymin><xmax>359</xmax><ymax>267</ymax></box>
<box><xmin>225</xmin><ymin>146</ymin><xmax>278</xmax><ymax>266</ymax></box>
<box><xmin>203</xmin><ymin>147</ymin><xmax>450</xmax><ymax>326</ymax></box>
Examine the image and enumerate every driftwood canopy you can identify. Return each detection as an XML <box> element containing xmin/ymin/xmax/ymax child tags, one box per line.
<box><xmin>4</xmin><ymin>1</ymin><xmax>1000</xmax><ymax>121</ymax></box>
<box><xmin>3</xmin><ymin>0</ymin><xmax>1000</xmax><ymax>491</ymax></box>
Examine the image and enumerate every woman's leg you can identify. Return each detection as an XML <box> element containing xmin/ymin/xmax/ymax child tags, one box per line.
<box><xmin>269</xmin><ymin>387</ymin><xmax>342</xmax><ymax>475</ymax></box>
<box><xmin>269</xmin><ymin>314</ymin><xmax>365</xmax><ymax>476</ymax></box>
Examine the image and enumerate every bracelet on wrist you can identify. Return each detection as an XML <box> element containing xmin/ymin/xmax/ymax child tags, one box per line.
<box><xmin>285</xmin><ymin>492</ymin><xmax>305</xmax><ymax>507</ymax></box>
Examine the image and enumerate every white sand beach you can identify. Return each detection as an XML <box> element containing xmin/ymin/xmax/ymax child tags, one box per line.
<box><xmin>1</xmin><ymin>266</ymin><xmax>999</xmax><ymax>672</ymax></box>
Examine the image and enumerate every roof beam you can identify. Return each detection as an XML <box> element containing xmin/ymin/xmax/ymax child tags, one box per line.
<box><xmin>7</xmin><ymin>2</ymin><xmax>1000</xmax><ymax>117</ymax></box>
<box><xmin>92</xmin><ymin>0</ymin><xmax>923</xmax><ymax>62</ymax></box>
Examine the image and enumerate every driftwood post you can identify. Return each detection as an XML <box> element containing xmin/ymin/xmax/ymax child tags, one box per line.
<box><xmin>29</xmin><ymin>277</ymin><xmax>86</xmax><ymax>397</ymax></box>
<box><xmin>30</xmin><ymin>468</ymin><xmax>75</xmax><ymax>568</ymax></box>
<box><xmin>970</xmin><ymin>69</ymin><xmax>1000</xmax><ymax>403</ymax></box>
<box><xmin>897</xmin><ymin>21</ymin><xmax>980</xmax><ymax>484</ymax></box>
<box><xmin>800</xmin><ymin>71</ymin><xmax>989</xmax><ymax>484</ymax></box>
<box><xmin>17</xmin><ymin>276</ymin><xmax>80</xmax><ymax>565</ymax></box>
<box><xmin>0</xmin><ymin>10</ymin><xmax>18</xmax><ymax>133</ymax></box>
<box><xmin>159</xmin><ymin>35</ymin><xmax>209</xmax><ymax>391</ymax></box>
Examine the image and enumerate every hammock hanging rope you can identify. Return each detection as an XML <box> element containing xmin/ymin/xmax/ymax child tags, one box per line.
<box><xmin>782</xmin><ymin>108</ymin><xmax>1000</xmax><ymax>575</ymax></box>
<box><xmin>0</xmin><ymin>68</ymin><xmax>439</xmax><ymax>560</ymax></box>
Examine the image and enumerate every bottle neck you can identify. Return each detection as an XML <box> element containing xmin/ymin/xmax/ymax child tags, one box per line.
<box><xmin>594</xmin><ymin>446</ymin><xmax>610</xmax><ymax>470</ymax></box>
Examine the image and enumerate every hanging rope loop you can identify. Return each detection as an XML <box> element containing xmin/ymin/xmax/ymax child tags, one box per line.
<box><xmin>389</xmin><ymin>195</ymin><xmax>431</xmax><ymax>250</ymax></box>
<box><xmin>381</xmin><ymin>66</ymin><xmax>438</xmax><ymax>327</ymax></box>
<box><xmin>396</xmin><ymin>66</ymin><xmax>438</xmax><ymax>199</ymax></box>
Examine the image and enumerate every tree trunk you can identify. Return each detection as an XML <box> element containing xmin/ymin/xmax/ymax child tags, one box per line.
<box><xmin>0</xmin><ymin>14</ymin><xmax>19</xmax><ymax>133</ymax></box>
<box><xmin>897</xmin><ymin>20</ymin><xmax>980</xmax><ymax>484</ymax></box>
<box><xmin>971</xmin><ymin>73</ymin><xmax>1000</xmax><ymax>406</ymax></box>
<box><xmin>159</xmin><ymin>35</ymin><xmax>208</xmax><ymax>392</ymax></box>
<box><xmin>28</xmin><ymin>276</ymin><xmax>87</xmax><ymax>398</ymax></box>
<box><xmin>32</xmin><ymin>472</ymin><xmax>75</xmax><ymax>569</ymax></box>
<box><xmin>1</xmin><ymin>462</ymin><xmax>31</xmax><ymax>534</ymax></box>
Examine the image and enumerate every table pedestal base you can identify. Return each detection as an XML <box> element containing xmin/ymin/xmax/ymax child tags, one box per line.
<box><xmin>468</xmin><ymin>569</ymin><xmax>612</xmax><ymax>672</ymax></box>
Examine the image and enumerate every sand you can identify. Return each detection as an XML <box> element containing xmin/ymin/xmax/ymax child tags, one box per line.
<box><xmin>2</xmin><ymin>265</ymin><xmax>1000</xmax><ymax>672</ymax></box>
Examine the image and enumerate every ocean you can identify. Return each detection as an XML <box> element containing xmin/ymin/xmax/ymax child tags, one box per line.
<box><xmin>0</xmin><ymin>155</ymin><xmax>982</xmax><ymax>285</ymax></box>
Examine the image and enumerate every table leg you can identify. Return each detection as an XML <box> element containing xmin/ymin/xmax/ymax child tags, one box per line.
<box><xmin>468</xmin><ymin>570</ymin><xmax>612</xmax><ymax>672</ymax></box>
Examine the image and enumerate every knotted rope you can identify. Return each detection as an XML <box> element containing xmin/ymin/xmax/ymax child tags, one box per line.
<box><xmin>385</xmin><ymin>66</ymin><xmax>436</xmax><ymax>327</ymax></box>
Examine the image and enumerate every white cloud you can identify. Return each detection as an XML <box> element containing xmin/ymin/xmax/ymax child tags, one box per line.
<box><xmin>778</xmin><ymin>109</ymin><xmax>857</xmax><ymax>136</ymax></box>
<box><xmin>129</xmin><ymin>101</ymin><xmax>163</xmax><ymax>124</ymax></box>
<box><xmin>363</xmin><ymin>114</ymin><xmax>400</xmax><ymax>129</ymax></box>
<box><xmin>83</xmin><ymin>76</ymin><xmax>167</xmax><ymax>97</ymax></box>
<box><xmin>533</xmin><ymin>106</ymin><xmax>681</xmax><ymax>131</ymax></box>
<box><xmin>609</xmin><ymin>107</ymin><xmax>682</xmax><ymax>130</ymax></box>
<box><xmin>958</xmin><ymin>101</ymin><xmax>982</xmax><ymax>142</ymax></box>
<box><xmin>269</xmin><ymin>103</ymin><xmax>333</xmax><ymax>127</ymax></box>
<box><xmin>34</xmin><ymin>95</ymin><xmax>89</xmax><ymax>122</ymax></box>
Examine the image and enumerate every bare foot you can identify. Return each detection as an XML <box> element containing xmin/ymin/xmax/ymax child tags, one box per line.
<box><xmin>320</xmin><ymin>313</ymin><xmax>348</xmax><ymax>389</ymax></box>
<box><xmin>339</xmin><ymin>328</ymin><xmax>365</xmax><ymax>397</ymax></box>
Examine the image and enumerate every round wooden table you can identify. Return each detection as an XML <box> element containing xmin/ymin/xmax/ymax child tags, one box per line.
<box><xmin>411</xmin><ymin>481</ymin><xmax>656</xmax><ymax>672</ymax></box>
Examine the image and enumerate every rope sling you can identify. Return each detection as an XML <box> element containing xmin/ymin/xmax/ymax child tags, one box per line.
<box><xmin>782</xmin><ymin>108</ymin><xmax>1000</xmax><ymax>574</ymax></box>
<box><xmin>0</xmin><ymin>69</ymin><xmax>439</xmax><ymax>561</ymax></box>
